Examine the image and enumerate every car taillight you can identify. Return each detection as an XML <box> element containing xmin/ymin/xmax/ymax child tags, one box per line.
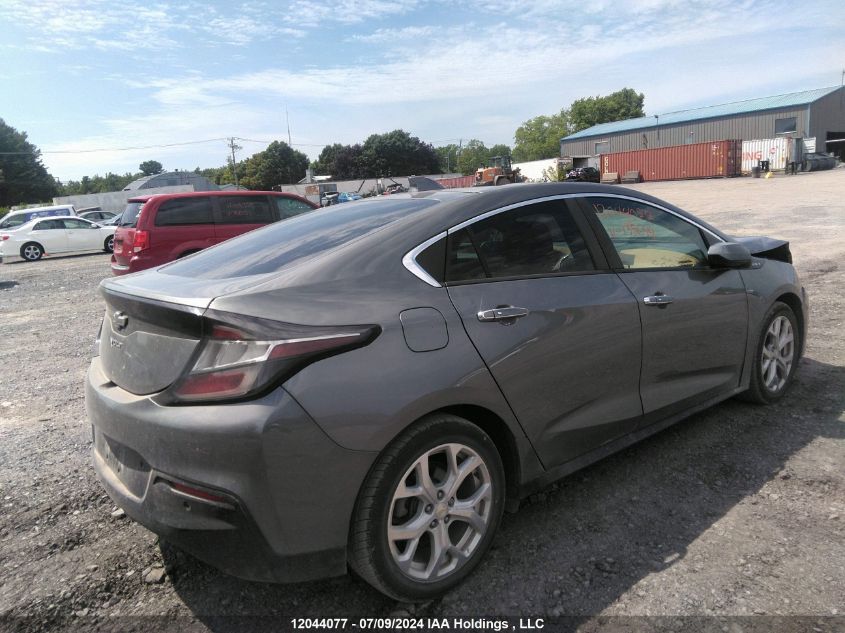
<box><xmin>0</xmin><ymin>235</ymin><xmax>9</xmax><ymax>240</ymax></box>
<box><xmin>132</xmin><ymin>230</ymin><xmax>150</xmax><ymax>252</ymax></box>
<box><xmin>165</xmin><ymin>316</ymin><xmax>380</xmax><ymax>404</ymax></box>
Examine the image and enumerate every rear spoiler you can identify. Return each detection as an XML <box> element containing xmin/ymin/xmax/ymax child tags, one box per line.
<box><xmin>732</xmin><ymin>236</ymin><xmax>792</xmax><ymax>264</ymax></box>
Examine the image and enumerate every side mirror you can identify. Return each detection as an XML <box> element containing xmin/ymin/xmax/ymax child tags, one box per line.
<box><xmin>707</xmin><ymin>242</ymin><xmax>752</xmax><ymax>268</ymax></box>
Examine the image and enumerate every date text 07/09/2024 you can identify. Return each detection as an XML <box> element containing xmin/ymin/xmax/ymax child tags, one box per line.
<box><xmin>290</xmin><ymin>618</ymin><xmax>546</xmax><ymax>631</ymax></box>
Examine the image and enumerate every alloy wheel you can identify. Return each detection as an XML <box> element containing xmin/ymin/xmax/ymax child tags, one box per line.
<box><xmin>387</xmin><ymin>443</ymin><xmax>492</xmax><ymax>581</ymax></box>
<box><xmin>761</xmin><ymin>315</ymin><xmax>794</xmax><ymax>392</ymax></box>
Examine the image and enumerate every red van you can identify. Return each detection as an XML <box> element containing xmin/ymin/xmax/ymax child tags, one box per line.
<box><xmin>111</xmin><ymin>191</ymin><xmax>317</xmax><ymax>275</ymax></box>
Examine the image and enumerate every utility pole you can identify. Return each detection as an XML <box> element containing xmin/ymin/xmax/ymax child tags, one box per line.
<box><xmin>286</xmin><ymin>104</ymin><xmax>292</xmax><ymax>146</ymax></box>
<box><xmin>227</xmin><ymin>137</ymin><xmax>241</xmax><ymax>188</ymax></box>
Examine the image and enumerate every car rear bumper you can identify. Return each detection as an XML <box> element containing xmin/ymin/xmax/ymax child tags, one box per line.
<box><xmin>85</xmin><ymin>358</ymin><xmax>376</xmax><ymax>583</ymax></box>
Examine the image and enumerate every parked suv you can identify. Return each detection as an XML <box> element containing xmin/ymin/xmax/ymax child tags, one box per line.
<box><xmin>111</xmin><ymin>191</ymin><xmax>316</xmax><ymax>275</ymax></box>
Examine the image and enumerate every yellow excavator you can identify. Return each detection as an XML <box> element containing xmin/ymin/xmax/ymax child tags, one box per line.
<box><xmin>475</xmin><ymin>155</ymin><xmax>522</xmax><ymax>186</ymax></box>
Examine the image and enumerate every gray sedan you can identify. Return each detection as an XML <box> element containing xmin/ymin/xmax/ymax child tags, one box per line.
<box><xmin>85</xmin><ymin>183</ymin><xmax>807</xmax><ymax>600</ymax></box>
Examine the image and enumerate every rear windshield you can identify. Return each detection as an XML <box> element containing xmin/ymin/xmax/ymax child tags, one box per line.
<box><xmin>120</xmin><ymin>201</ymin><xmax>146</xmax><ymax>227</ymax></box>
<box><xmin>162</xmin><ymin>197</ymin><xmax>436</xmax><ymax>279</ymax></box>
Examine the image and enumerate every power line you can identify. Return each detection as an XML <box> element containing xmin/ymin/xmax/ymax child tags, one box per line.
<box><xmin>0</xmin><ymin>134</ymin><xmax>492</xmax><ymax>158</ymax></box>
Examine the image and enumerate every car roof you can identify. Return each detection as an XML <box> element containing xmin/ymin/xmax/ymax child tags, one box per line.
<box><xmin>372</xmin><ymin>182</ymin><xmax>729</xmax><ymax>245</ymax></box>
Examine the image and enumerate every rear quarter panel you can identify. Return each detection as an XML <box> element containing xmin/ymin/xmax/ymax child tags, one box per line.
<box><xmin>207</xmin><ymin>249</ymin><xmax>546</xmax><ymax>485</ymax></box>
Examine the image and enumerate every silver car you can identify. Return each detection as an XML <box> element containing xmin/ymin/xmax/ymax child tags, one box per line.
<box><xmin>85</xmin><ymin>183</ymin><xmax>807</xmax><ymax>600</ymax></box>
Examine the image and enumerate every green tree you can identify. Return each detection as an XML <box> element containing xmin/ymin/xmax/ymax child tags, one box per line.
<box><xmin>239</xmin><ymin>140</ymin><xmax>309</xmax><ymax>190</ymax></box>
<box><xmin>138</xmin><ymin>160</ymin><xmax>164</xmax><ymax>176</ymax></box>
<box><xmin>512</xmin><ymin>110</ymin><xmax>570</xmax><ymax>162</ymax></box>
<box><xmin>57</xmin><ymin>171</ymin><xmax>137</xmax><ymax>196</ymax></box>
<box><xmin>569</xmin><ymin>88</ymin><xmax>645</xmax><ymax>133</ymax></box>
<box><xmin>435</xmin><ymin>144</ymin><xmax>461</xmax><ymax>173</ymax></box>
<box><xmin>0</xmin><ymin>118</ymin><xmax>57</xmax><ymax>208</ymax></box>
<box><xmin>488</xmin><ymin>144</ymin><xmax>513</xmax><ymax>159</ymax></box>
<box><xmin>332</xmin><ymin>144</ymin><xmax>365</xmax><ymax>180</ymax></box>
<box><xmin>360</xmin><ymin>130</ymin><xmax>440</xmax><ymax>178</ymax></box>
<box><xmin>455</xmin><ymin>139</ymin><xmax>489</xmax><ymax>175</ymax></box>
<box><xmin>313</xmin><ymin>143</ymin><xmax>346</xmax><ymax>176</ymax></box>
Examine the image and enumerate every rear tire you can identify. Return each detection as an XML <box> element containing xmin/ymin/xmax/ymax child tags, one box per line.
<box><xmin>740</xmin><ymin>301</ymin><xmax>799</xmax><ymax>404</ymax></box>
<box><xmin>21</xmin><ymin>242</ymin><xmax>43</xmax><ymax>261</ymax></box>
<box><xmin>104</xmin><ymin>236</ymin><xmax>114</xmax><ymax>253</ymax></box>
<box><xmin>349</xmin><ymin>414</ymin><xmax>505</xmax><ymax>601</ymax></box>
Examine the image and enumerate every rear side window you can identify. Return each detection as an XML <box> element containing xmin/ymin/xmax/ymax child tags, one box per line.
<box><xmin>275</xmin><ymin>196</ymin><xmax>315</xmax><ymax>220</ymax></box>
<box><xmin>34</xmin><ymin>219</ymin><xmax>64</xmax><ymax>230</ymax></box>
<box><xmin>446</xmin><ymin>230</ymin><xmax>486</xmax><ymax>282</ymax></box>
<box><xmin>62</xmin><ymin>218</ymin><xmax>95</xmax><ymax>229</ymax></box>
<box><xmin>217</xmin><ymin>196</ymin><xmax>274</xmax><ymax>224</ymax></box>
<box><xmin>154</xmin><ymin>197</ymin><xmax>213</xmax><ymax>226</ymax></box>
<box><xmin>446</xmin><ymin>200</ymin><xmax>595</xmax><ymax>283</ymax></box>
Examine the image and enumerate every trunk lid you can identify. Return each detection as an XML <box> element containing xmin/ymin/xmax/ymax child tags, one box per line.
<box><xmin>98</xmin><ymin>270</ymin><xmax>279</xmax><ymax>394</ymax></box>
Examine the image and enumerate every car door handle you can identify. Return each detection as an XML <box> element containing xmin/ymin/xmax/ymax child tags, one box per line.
<box><xmin>477</xmin><ymin>306</ymin><xmax>530</xmax><ymax>322</ymax></box>
<box><xmin>643</xmin><ymin>294</ymin><xmax>674</xmax><ymax>306</ymax></box>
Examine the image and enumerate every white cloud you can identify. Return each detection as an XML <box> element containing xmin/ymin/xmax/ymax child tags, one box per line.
<box><xmin>284</xmin><ymin>0</ymin><xmax>422</xmax><ymax>27</ymax></box>
<box><xmin>0</xmin><ymin>0</ymin><xmax>297</xmax><ymax>53</ymax></box>
<box><xmin>17</xmin><ymin>0</ymin><xmax>845</xmax><ymax>181</ymax></box>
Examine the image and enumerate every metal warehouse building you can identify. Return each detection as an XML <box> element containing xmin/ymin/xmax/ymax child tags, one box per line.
<box><xmin>560</xmin><ymin>86</ymin><xmax>845</xmax><ymax>167</ymax></box>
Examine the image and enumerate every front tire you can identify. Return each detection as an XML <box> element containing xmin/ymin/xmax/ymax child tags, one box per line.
<box><xmin>349</xmin><ymin>414</ymin><xmax>505</xmax><ymax>601</ymax></box>
<box><xmin>21</xmin><ymin>242</ymin><xmax>43</xmax><ymax>261</ymax></box>
<box><xmin>742</xmin><ymin>301</ymin><xmax>799</xmax><ymax>404</ymax></box>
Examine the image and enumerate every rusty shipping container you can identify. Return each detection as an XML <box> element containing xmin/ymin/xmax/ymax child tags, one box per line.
<box><xmin>435</xmin><ymin>175</ymin><xmax>476</xmax><ymax>188</ymax></box>
<box><xmin>600</xmin><ymin>140</ymin><xmax>741</xmax><ymax>182</ymax></box>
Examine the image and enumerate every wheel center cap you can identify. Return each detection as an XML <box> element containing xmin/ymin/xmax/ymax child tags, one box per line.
<box><xmin>435</xmin><ymin>502</ymin><xmax>448</xmax><ymax>519</ymax></box>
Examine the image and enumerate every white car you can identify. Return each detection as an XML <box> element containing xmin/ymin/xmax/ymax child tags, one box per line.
<box><xmin>0</xmin><ymin>216</ymin><xmax>116</xmax><ymax>263</ymax></box>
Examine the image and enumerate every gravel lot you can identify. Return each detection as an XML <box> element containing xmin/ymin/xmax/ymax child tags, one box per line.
<box><xmin>0</xmin><ymin>171</ymin><xmax>843</xmax><ymax>632</ymax></box>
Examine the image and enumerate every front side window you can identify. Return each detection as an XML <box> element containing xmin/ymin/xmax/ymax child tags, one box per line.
<box><xmin>217</xmin><ymin>196</ymin><xmax>274</xmax><ymax>224</ymax></box>
<box><xmin>275</xmin><ymin>196</ymin><xmax>315</xmax><ymax>220</ymax></box>
<box><xmin>155</xmin><ymin>197</ymin><xmax>213</xmax><ymax>226</ymax></box>
<box><xmin>586</xmin><ymin>197</ymin><xmax>707</xmax><ymax>269</ymax></box>
<box><xmin>446</xmin><ymin>200</ymin><xmax>595</xmax><ymax>283</ymax></box>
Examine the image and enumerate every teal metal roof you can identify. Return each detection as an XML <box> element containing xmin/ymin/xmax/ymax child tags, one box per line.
<box><xmin>561</xmin><ymin>86</ymin><xmax>841</xmax><ymax>141</ymax></box>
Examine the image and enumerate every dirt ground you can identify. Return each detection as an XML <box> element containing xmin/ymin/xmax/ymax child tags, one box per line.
<box><xmin>0</xmin><ymin>170</ymin><xmax>842</xmax><ymax>633</ymax></box>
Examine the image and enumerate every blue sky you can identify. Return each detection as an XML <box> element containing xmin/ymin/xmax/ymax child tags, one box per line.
<box><xmin>1</xmin><ymin>0</ymin><xmax>843</xmax><ymax>181</ymax></box>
